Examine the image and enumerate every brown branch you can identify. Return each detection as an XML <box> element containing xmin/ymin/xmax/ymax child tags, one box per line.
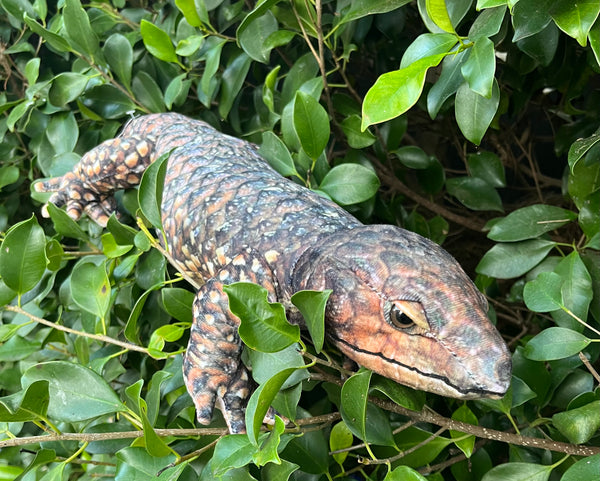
<box><xmin>4</xmin><ymin>305</ymin><xmax>149</xmax><ymax>354</ymax></box>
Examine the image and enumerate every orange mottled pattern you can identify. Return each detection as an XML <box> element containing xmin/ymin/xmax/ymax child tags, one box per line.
<box><xmin>36</xmin><ymin>113</ymin><xmax>512</xmax><ymax>434</ymax></box>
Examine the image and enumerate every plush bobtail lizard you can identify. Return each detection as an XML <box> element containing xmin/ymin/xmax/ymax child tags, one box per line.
<box><xmin>36</xmin><ymin>113</ymin><xmax>512</xmax><ymax>433</ymax></box>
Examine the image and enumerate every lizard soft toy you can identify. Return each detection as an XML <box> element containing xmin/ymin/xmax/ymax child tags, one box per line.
<box><xmin>36</xmin><ymin>113</ymin><xmax>512</xmax><ymax>433</ymax></box>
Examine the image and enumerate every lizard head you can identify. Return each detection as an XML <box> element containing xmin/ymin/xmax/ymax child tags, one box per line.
<box><xmin>300</xmin><ymin>225</ymin><xmax>512</xmax><ymax>399</ymax></box>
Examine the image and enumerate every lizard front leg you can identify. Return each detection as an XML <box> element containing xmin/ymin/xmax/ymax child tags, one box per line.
<box><xmin>183</xmin><ymin>249</ymin><xmax>280</xmax><ymax>434</ymax></box>
<box><xmin>34</xmin><ymin>135</ymin><xmax>155</xmax><ymax>227</ymax></box>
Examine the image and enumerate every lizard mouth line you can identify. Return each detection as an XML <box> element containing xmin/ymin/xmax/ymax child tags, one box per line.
<box><xmin>329</xmin><ymin>333</ymin><xmax>503</xmax><ymax>397</ymax></box>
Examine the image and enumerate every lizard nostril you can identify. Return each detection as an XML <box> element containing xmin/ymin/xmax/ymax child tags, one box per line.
<box><xmin>496</xmin><ymin>357</ymin><xmax>512</xmax><ymax>383</ymax></box>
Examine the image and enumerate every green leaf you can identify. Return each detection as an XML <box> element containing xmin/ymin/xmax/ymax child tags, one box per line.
<box><xmin>132</xmin><ymin>71</ymin><xmax>165</xmax><ymax>113</ymax></box>
<box><xmin>395</xmin><ymin>146</ymin><xmax>434</xmax><ymax>169</ymax></box>
<box><xmin>212</xmin><ymin>435</ymin><xmax>258</xmax><ymax>476</ymax></box>
<box><xmin>476</xmin><ymin>239</ymin><xmax>556</xmax><ymax>279</ymax></box>
<box><xmin>247</xmin><ymin>344</ymin><xmax>307</xmax><ymax>388</ymax></box>
<box><xmin>512</xmin><ymin>0</ymin><xmax>553</xmax><ymax>41</ymax></box>
<box><xmin>176</xmin><ymin>35</ymin><xmax>204</xmax><ymax>56</ymax></box>
<box><xmin>568</xmin><ymin>127</ymin><xmax>600</xmax><ymax>172</ymax></box>
<box><xmin>469</xmin><ymin>6</ymin><xmax>506</xmax><ymax>40</ymax></box>
<box><xmin>238</xmin><ymin>10</ymin><xmax>278</xmax><ymax>63</ymax></box>
<box><xmin>446</xmin><ymin>177</ymin><xmax>503</xmax><ymax>211</ymax></box>
<box><xmin>550</xmin><ymin>0</ymin><xmax>600</xmax><ymax>47</ymax></box>
<box><xmin>224</xmin><ymin>282</ymin><xmax>300</xmax><ymax>352</ymax></box>
<box><xmin>290</xmin><ymin>289</ymin><xmax>331</xmax><ymax>353</ymax></box>
<box><xmin>253</xmin><ymin>416</ymin><xmax>285</xmax><ymax>466</ymax></box>
<box><xmin>552</xmin><ymin>401</ymin><xmax>600</xmax><ymax>444</ymax></box>
<box><xmin>384</xmin><ymin>466</ymin><xmax>428</xmax><ymax>481</ymax></box>
<box><xmin>481</xmin><ymin>463</ymin><xmax>553</xmax><ymax>481</ymax></box>
<box><xmin>341</xmin><ymin>115</ymin><xmax>376</xmax><ymax>149</ymax></box>
<box><xmin>293</xmin><ymin>91</ymin><xmax>330</xmax><ymax>160</ymax></box>
<box><xmin>370</xmin><ymin>376</ymin><xmax>426</xmax><ymax>411</ymax></box>
<box><xmin>138</xmin><ymin>151</ymin><xmax>170</xmax><ymax>230</ymax></box>
<box><xmin>281</xmin><ymin>420</ymin><xmax>329</xmax><ymax>474</ymax></box>
<box><xmin>175</xmin><ymin>0</ymin><xmax>207</xmax><ymax>27</ymax></box>
<box><xmin>337</xmin><ymin>0</ymin><xmax>412</xmax><ymax>26</ymax></box>
<box><xmin>139</xmin><ymin>397</ymin><xmax>172</xmax><ymax>457</ymax></box>
<box><xmin>71</xmin><ymin>261</ymin><xmax>111</xmax><ymax>320</ymax></box>
<box><xmin>468</xmin><ymin>151</ymin><xmax>506</xmax><ymax>187</ymax></box>
<box><xmin>329</xmin><ymin>421</ymin><xmax>354</xmax><ymax>465</ymax></box>
<box><xmin>48</xmin><ymin>72</ymin><xmax>89</xmax><ymax>106</ymax></box>
<box><xmin>160</xmin><ymin>287</ymin><xmax>194</xmax><ymax>323</ymax></box>
<box><xmin>524</xmin><ymin>327</ymin><xmax>591</xmax><ymax>361</ymax></box>
<box><xmin>0</xmin><ymin>215</ymin><xmax>47</xmax><ymax>295</ymax></box>
<box><xmin>81</xmin><ymin>84</ymin><xmax>137</xmax><ymax>119</ymax></box>
<box><xmin>425</xmin><ymin>0</ymin><xmax>457</xmax><ymax>34</ymax></box>
<box><xmin>362</xmin><ymin>53</ymin><xmax>447</xmax><ymax>128</ymax></box>
<box><xmin>523</xmin><ymin>271</ymin><xmax>563</xmax><ymax>312</ymax></box>
<box><xmin>455</xmin><ymin>79</ymin><xmax>500</xmax><ymax>145</ymax></box>
<box><xmin>319</xmin><ymin>163</ymin><xmax>380</xmax><ymax>205</ymax></box>
<box><xmin>22</xmin><ymin>361</ymin><xmax>127</xmax><ymax>422</ymax></box>
<box><xmin>400</xmin><ymin>33</ymin><xmax>458</xmax><ymax>68</ymax></box>
<box><xmin>63</xmin><ymin>0</ymin><xmax>100</xmax><ymax>59</ymax></box>
<box><xmin>140</xmin><ymin>19</ymin><xmax>179</xmax><ymax>64</ymax></box>
<box><xmin>262</xmin><ymin>459</ymin><xmax>298</xmax><ymax>481</ymax></box>
<box><xmin>427</xmin><ymin>49</ymin><xmax>468</xmax><ymax>119</ymax></box>
<box><xmin>103</xmin><ymin>33</ymin><xmax>133</xmax><ymax>88</ymax></box>
<box><xmin>245</xmin><ymin>367</ymin><xmax>296</xmax><ymax>445</ymax></box>
<box><xmin>259</xmin><ymin>131</ymin><xmax>298</xmax><ymax>177</ymax></box>
<box><xmin>115</xmin><ymin>447</ymin><xmax>179</xmax><ymax>481</ymax></box>
<box><xmin>101</xmin><ymin>233</ymin><xmax>132</xmax><ymax>258</ymax></box>
<box><xmin>461</xmin><ymin>36</ymin><xmax>496</xmax><ymax>98</ymax></box>
<box><xmin>219</xmin><ymin>52</ymin><xmax>252</xmax><ymax>119</ymax></box>
<box><xmin>46</xmin><ymin>202</ymin><xmax>88</xmax><ymax>241</ymax></box>
<box><xmin>561</xmin><ymin>454</ymin><xmax>600</xmax><ymax>481</ymax></box>
<box><xmin>553</xmin><ymin>251</ymin><xmax>593</xmax><ymax>329</ymax></box>
<box><xmin>450</xmin><ymin>404</ymin><xmax>477</xmax><ymax>458</ymax></box>
<box><xmin>488</xmin><ymin>204</ymin><xmax>577</xmax><ymax>241</ymax></box>
<box><xmin>0</xmin><ymin>380</ymin><xmax>49</xmax><ymax>422</ymax></box>
<box><xmin>46</xmin><ymin>111</ymin><xmax>79</xmax><ymax>155</ymax></box>
<box><xmin>0</xmin><ymin>165</ymin><xmax>19</xmax><ymax>191</ymax></box>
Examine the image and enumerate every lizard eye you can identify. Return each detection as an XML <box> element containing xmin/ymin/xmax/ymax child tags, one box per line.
<box><xmin>387</xmin><ymin>301</ymin><xmax>429</xmax><ymax>332</ymax></box>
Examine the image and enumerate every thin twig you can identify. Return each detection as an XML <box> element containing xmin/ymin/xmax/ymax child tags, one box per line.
<box><xmin>360</xmin><ymin>427</ymin><xmax>447</xmax><ymax>465</ymax></box>
<box><xmin>4</xmin><ymin>305</ymin><xmax>149</xmax><ymax>354</ymax></box>
<box><xmin>579</xmin><ymin>351</ymin><xmax>600</xmax><ymax>385</ymax></box>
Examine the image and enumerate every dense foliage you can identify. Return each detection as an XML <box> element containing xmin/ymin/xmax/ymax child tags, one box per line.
<box><xmin>1</xmin><ymin>0</ymin><xmax>599</xmax><ymax>479</ymax></box>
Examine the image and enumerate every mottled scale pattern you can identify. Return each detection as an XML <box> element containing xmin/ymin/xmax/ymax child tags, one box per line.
<box><xmin>36</xmin><ymin>113</ymin><xmax>512</xmax><ymax>433</ymax></box>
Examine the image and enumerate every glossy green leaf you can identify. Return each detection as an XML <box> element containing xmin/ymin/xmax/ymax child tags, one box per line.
<box><xmin>132</xmin><ymin>71</ymin><xmax>165</xmax><ymax>113</ymax></box>
<box><xmin>488</xmin><ymin>205</ymin><xmax>577</xmax><ymax>241</ymax></box>
<box><xmin>337</xmin><ymin>0</ymin><xmax>412</xmax><ymax>26</ymax></box>
<box><xmin>476</xmin><ymin>239</ymin><xmax>556</xmax><ymax>279</ymax></box>
<box><xmin>161</xmin><ymin>287</ymin><xmax>194</xmax><ymax>323</ymax></box>
<box><xmin>46</xmin><ymin>203</ymin><xmax>88</xmax><ymax>241</ymax></box>
<box><xmin>319</xmin><ymin>163</ymin><xmax>380</xmax><ymax>205</ymax></box>
<box><xmin>140</xmin><ymin>20</ymin><xmax>179</xmax><ymax>64</ymax></box>
<box><xmin>329</xmin><ymin>421</ymin><xmax>354</xmax><ymax>465</ymax></box>
<box><xmin>63</xmin><ymin>0</ymin><xmax>100</xmax><ymax>59</ymax></box>
<box><xmin>481</xmin><ymin>463</ymin><xmax>552</xmax><ymax>481</ymax></box>
<box><xmin>219</xmin><ymin>52</ymin><xmax>252</xmax><ymax>119</ymax></box>
<box><xmin>139</xmin><ymin>397</ymin><xmax>172</xmax><ymax>457</ymax></box>
<box><xmin>238</xmin><ymin>10</ymin><xmax>278</xmax><ymax>63</ymax></box>
<box><xmin>523</xmin><ymin>272</ymin><xmax>563</xmax><ymax>312</ymax></box>
<box><xmin>396</xmin><ymin>146</ymin><xmax>435</xmax><ymax>169</ymax></box>
<box><xmin>176</xmin><ymin>35</ymin><xmax>204</xmax><ymax>56</ymax></box>
<box><xmin>293</xmin><ymin>91</ymin><xmax>330</xmax><ymax>160</ymax></box>
<box><xmin>568</xmin><ymin>127</ymin><xmax>600</xmax><ymax>172</ymax></box>
<box><xmin>553</xmin><ymin>251</ymin><xmax>593</xmax><ymax>329</ymax></box>
<box><xmin>550</xmin><ymin>0</ymin><xmax>600</xmax><ymax>47</ymax></box>
<box><xmin>468</xmin><ymin>151</ymin><xmax>506</xmax><ymax>187</ymax></box>
<box><xmin>0</xmin><ymin>380</ymin><xmax>49</xmax><ymax>422</ymax></box>
<box><xmin>512</xmin><ymin>0</ymin><xmax>552</xmax><ymax>41</ymax></box>
<box><xmin>400</xmin><ymin>33</ymin><xmax>458</xmax><ymax>68</ymax></box>
<box><xmin>0</xmin><ymin>165</ymin><xmax>19</xmax><ymax>191</ymax></box>
<box><xmin>245</xmin><ymin>367</ymin><xmax>296</xmax><ymax>445</ymax></box>
<box><xmin>0</xmin><ymin>215</ymin><xmax>47</xmax><ymax>295</ymax></box>
<box><xmin>115</xmin><ymin>447</ymin><xmax>179</xmax><ymax>481</ymax></box>
<box><xmin>148</xmin><ymin>323</ymin><xmax>186</xmax><ymax>358</ymax></box>
<box><xmin>384</xmin><ymin>466</ymin><xmax>428</xmax><ymax>481</ymax></box>
<box><xmin>253</xmin><ymin>416</ymin><xmax>286</xmax><ymax>466</ymax></box>
<box><xmin>138</xmin><ymin>151</ymin><xmax>170</xmax><ymax>230</ymax></box>
<box><xmin>46</xmin><ymin>112</ymin><xmax>79</xmax><ymax>155</ymax></box>
<box><xmin>561</xmin><ymin>454</ymin><xmax>600</xmax><ymax>481</ymax></box>
<box><xmin>247</xmin><ymin>344</ymin><xmax>307</xmax><ymax>388</ymax></box>
<box><xmin>552</xmin><ymin>401</ymin><xmax>600</xmax><ymax>444</ymax></box>
<box><xmin>281</xmin><ymin>422</ymin><xmax>329</xmax><ymax>474</ymax></box>
<box><xmin>261</xmin><ymin>458</ymin><xmax>298</xmax><ymax>481</ymax></box>
<box><xmin>22</xmin><ymin>361</ymin><xmax>126</xmax><ymax>422</ymax></box>
<box><xmin>450</xmin><ymin>404</ymin><xmax>477</xmax><ymax>458</ymax></box>
<box><xmin>175</xmin><ymin>0</ymin><xmax>207</xmax><ymax>27</ymax></box>
<box><xmin>101</xmin><ymin>233</ymin><xmax>132</xmax><ymax>258</ymax></box>
<box><xmin>259</xmin><ymin>131</ymin><xmax>298</xmax><ymax>177</ymax></box>
<box><xmin>81</xmin><ymin>84</ymin><xmax>137</xmax><ymax>119</ymax></box>
<box><xmin>211</xmin><ymin>434</ymin><xmax>259</xmax><ymax>476</ymax></box>
<box><xmin>517</xmin><ymin>22</ymin><xmax>559</xmax><ymax>65</ymax></box>
<box><xmin>455</xmin><ymin>79</ymin><xmax>500</xmax><ymax>145</ymax></box>
<box><xmin>48</xmin><ymin>72</ymin><xmax>89</xmax><ymax>106</ymax></box>
<box><xmin>590</xmin><ymin>16</ymin><xmax>600</xmax><ymax>66</ymax></box>
<box><xmin>341</xmin><ymin>114</ymin><xmax>376</xmax><ymax>149</ymax></box>
<box><xmin>24</xmin><ymin>15</ymin><xmax>72</xmax><ymax>52</ymax></box>
<box><xmin>469</xmin><ymin>6</ymin><xmax>506</xmax><ymax>40</ymax></box>
<box><xmin>394</xmin><ymin>426</ymin><xmax>453</xmax><ymax>466</ymax></box>
<box><xmin>427</xmin><ymin>49</ymin><xmax>468</xmax><ymax>118</ymax></box>
<box><xmin>71</xmin><ymin>260</ymin><xmax>111</xmax><ymax>320</ymax></box>
<box><xmin>290</xmin><ymin>289</ymin><xmax>330</xmax><ymax>353</ymax></box>
<box><xmin>362</xmin><ymin>53</ymin><xmax>447</xmax><ymax>128</ymax></box>
<box><xmin>446</xmin><ymin>177</ymin><xmax>503</xmax><ymax>211</ymax></box>
<box><xmin>425</xmin><ymin>0</ymin><xmax>457</xmax><ymax>34</ymax></box>
<box><xmin>103</xmin><ymin>33</ymin><xmax>133</xmax><ymax>88</ymax></box>
<box><xmin>524</xmin><ymin>327</ymin><xmax>591</xmax><ymax>361</ymax></box>
<box><xmin>370</xmin><ymin>376</ymin><xmax>425</xmax><ymax>411</ymax></box>
<box><xmin>461</xmin><ymin>36</ymin><xmax>496</xmax><ymax>98</ymax></box>
<box><xmin>199</xmin><ymin>37</ymin><xmax>226</xmax><ymax>103</ymax></box>
<box><xmin>224</xmin><ymin>282</ymin><xmax>300</xmax><ymax>352</ymax></box>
